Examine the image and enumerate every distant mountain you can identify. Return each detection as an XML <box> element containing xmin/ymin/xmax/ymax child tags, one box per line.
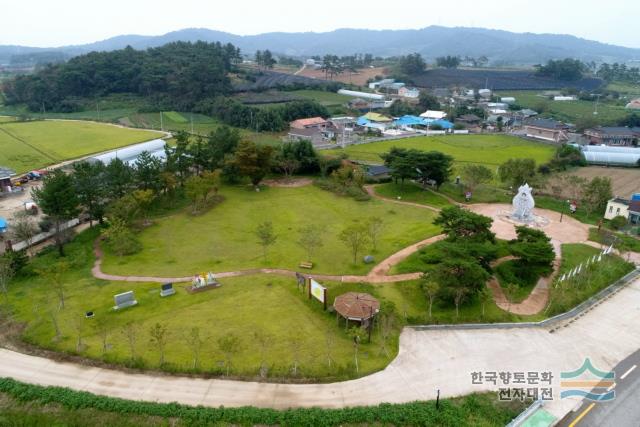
<box><xmin>2</xmin><ymin>26</ymin><xmax>640</xmax><ymax>66</ymax></box>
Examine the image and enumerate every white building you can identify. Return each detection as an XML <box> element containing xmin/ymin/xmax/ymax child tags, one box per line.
<box><xmin>420</xmin><ymin>110</ymin><xmax>447</xmax><ymax>120</ymax></box>
<box><xmin>605</xmin><ymin>198</ymin><xmax>630</xmax><ymax>220</ymax></box>
<box><xmin>399</xmin><ymin>87</ymin><xmax>420</xmax><ymax>99</ymax></box>
<box><xmin>338</xmin><ymin>89</ymin><xmax>385</xmax><ymax>100</ymax></box>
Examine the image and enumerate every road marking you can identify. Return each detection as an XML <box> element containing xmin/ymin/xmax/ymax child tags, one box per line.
<box><xmin>606</xmin><ymin>382</ymin><xmax>616</xmax><ymax>392</ymax></box>
<box><xmin>569</xmin><ymin>403</ymin><xmax>595</xmax><ymax>427</ymax></box>
<box><xmin>620</xmin><ymin>365</ymin><xmax>637</xmax><ymax>380</ymax></box>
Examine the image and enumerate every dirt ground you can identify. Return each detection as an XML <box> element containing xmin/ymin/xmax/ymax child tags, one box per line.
<box><xmin>295</xmin><ymin>66</ymin><xmax>389</xmax><ymax>86</ymax></box>
<box><xmin>556</xmin><ymin>167</ymin><xmax>640</xmax><ymax>198</ymax></box>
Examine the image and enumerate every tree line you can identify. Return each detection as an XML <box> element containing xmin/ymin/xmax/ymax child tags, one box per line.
<box><xmin>3</xmin><ymin>41</ymin><xmax>242</xmax><ymax>112</ymax></box>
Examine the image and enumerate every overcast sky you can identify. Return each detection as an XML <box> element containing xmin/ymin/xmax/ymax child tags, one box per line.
<box><xmin>1</xmin><ymin>0</ymin><xmax>638</xmax><ymax>48</ymax></box>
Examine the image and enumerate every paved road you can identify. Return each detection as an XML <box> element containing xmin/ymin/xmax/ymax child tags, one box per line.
<box><xmin>0</xmin><ymin>275</ymin><xmax>639</xmax><ymax>419</ymax></box>
<box><xmin>557</xmin><ymin>348</ymin><xmax>640</xmax><ymax>427</ymax></box>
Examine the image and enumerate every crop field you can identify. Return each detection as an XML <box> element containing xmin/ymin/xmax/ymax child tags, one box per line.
<box><xmin>233</xmin><ymin>70</ymin><xmax>326</xmax><ymax>92</ymax></box>
<box><xmin>413</xmin><ymin>68</ymin><xmax>603</xmax><ymax>91</ymax></box>
<box><xmin>0</xmin><ymin>120</ymin><xmax>161</xmax><ymax>172</ymax></box>
<box><xmin>296</xmin><ymin>66</ymin><xmax>389</xmax><ymax>86</ymax></box>
<box><xmin>497</xmin><ymin>90</ymin><xmax>629</xmax><ymax>124</ymax></box>
<box><xmin>337</xmin><ymin>134</ymin><xmax>556</xmax><ymax>169</ymax></box>
<box><xmin>554</xmin><ymin>166</ymin><xmax>640</xmax><ymax>199</ymax></box>
<box><xmin>120</xmin><ymin>112</ymin><xmax>282</xmax><ymax>145</ymax></box>
<box><xmin>289</xmin><ymin>89</ymin><xmax>354</xmax><ymax>106</ymax></box>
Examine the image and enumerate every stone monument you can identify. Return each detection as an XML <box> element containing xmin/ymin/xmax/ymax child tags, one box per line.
<box><xmin>511</xmin><ymin>183</ymin><xmax>535</xmax><ymax>222</ymax></box>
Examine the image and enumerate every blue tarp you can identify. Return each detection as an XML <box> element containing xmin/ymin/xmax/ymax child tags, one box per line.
<box><xmin>357</xmin><ymin>117</ymin><xmax>387</xmax><ymax>130</ymax></box>
<box><xmin>393</xmin><ymin>115</ymin><xmax>454</xmax><ymax>129</ymax></box>
<box><xmin>0</xmin><ymin>217</ymin><xmax>7</xmax><ymax>232</ymax></box>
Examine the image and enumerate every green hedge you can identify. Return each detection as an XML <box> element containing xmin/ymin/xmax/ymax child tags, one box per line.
<box><xmin>0</xmin><ymin>377</ymin><xmax>522</xmax><ymax>426</ymax></box>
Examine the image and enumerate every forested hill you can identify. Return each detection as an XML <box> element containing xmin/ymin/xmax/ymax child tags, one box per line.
<box><xmin>2</xmin><ymin>41</ymin><xmax>242</xmax><ymax>112</ymax></box>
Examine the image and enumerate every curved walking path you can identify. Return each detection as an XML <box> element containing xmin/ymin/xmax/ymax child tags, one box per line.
<box><xmin>363</xmin><ymin>185</ymin><xmax>442</xmax><ymax>213</ymax></box>
<box><xmin>1</xmin><ymin>274</ymin><xmax>640</xmax><ymax>422</ymax></box>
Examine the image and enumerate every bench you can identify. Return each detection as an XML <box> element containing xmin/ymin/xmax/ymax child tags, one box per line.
<box><xmin>299</xmin><ymin>261</ymin><xmax>313</xmax><ymax>269</ymax></box>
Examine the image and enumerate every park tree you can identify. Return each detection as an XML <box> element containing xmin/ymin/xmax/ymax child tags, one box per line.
<box><xmin>132</xmin><ymin>189</ymin><xmax>155</xmax><ymax>226</ymax></box>
<box><xmin>297</xmin><ymin>225</ymin><xmax>323</xmax><ymax>262</ymax></box>
<box><xmin>184</xmin><ymin>327</ymin><xmax>204</xmax><ymax>370</ymax></box>
<box><xmin>460</xmin><ymin>164</ymin><xmax>493</xmax><ymax>193</ymax></box>
<box><xmin>191</xmin><ymin>126</ymin><xmax>241</xmax><ymax>172</ymax></box>
<box><xmin>421</xmin><ymin>279</ymin><xmax>439</xmax><ymax>320</ymax></box>
<box><xmin>582</xmin><ymin>177</ymin><xmax>612</xmax><ymax>216</ymax></box>
<box><xmin>107</xmin><ymin>194</ymin><xmax>140</xmax><ymax>227</ymax></box>
<box><xmin>36</xmin><ymin>260</ymin><xmax>69</xmax><ymax>309</ymax></box>
<box><xmin>101</xmin><ymin>218</ymin><xmax>141</xmax><ymax>256</ymax></box>
<box><xmin>226</xmin><ymin>140</ymin><xmax>273</xmax><ymax>188</ymax></box>
<box><xmin>498</xmin><ymin>158</ymin><xmax>537</xmax><ymax>190</ymax></box>
<box><xmin>429</xmin><ymin>258</ymin><xmax>490</xmax><ymax>315</ymax></box>
<box><xmin>135</xmin><ymin>151</ymin><xmax>163</xmax><ymax>192</ymax></box>
<box><xmin>121</xmin><ymin>322</ymin><xmax>138</xmax><ymax>361</ymax></box>
<box><xmin>164</xmin><ymin>132</ymin><xmax>193</xmax><ymax>185</ymax></box>
<box><xmin>478</xmin><ymin>286</ymin><xmax>492</xmax><ymax>318</ymax></box>
<box><xmin>73</xmin><ymin>161</ymin><xmax>107</xmax><ymax>226</ymax></box>
<box><xmin>434</xmin><ymin>206</ymin><xmax>495</xmax><ymax>243</ymax></box>
<box><xmin>10</xmin><ymin>211</ymin><xmax>37</xmax><ymax>256</ymax></box>
<box><xmin>218</xmin><ymin>332</ymin><xmax>243</xmax><ymax>376</ymax></box>
<box><xmin>381</xmin><ymin>148</ymin><xmax>416</xmax><ymax>185</ymax></box>
<box><xmin>105</xmin><ymin>158</ymin><xmax>134</xmax><ymax>198</ymax></box>
<box><xmin>255</xmin><ymin>221</ymin><xmax>277</xmax><ymax>260</ymax></box>
<box><xmin>253</xmin><ymin>329</ymin><xmax>274</xmax><ymax>378</ymax></box>
<box><xmin>275</xmin><ymin>144</ymin><xmax>301</xmax><ymax>178</ymax></box>
<box><xmin>149</xmin><ymin>322</ymin><xmax>169</xmax><ymax>366</ymax></box>
<box><xmin>93</xmin><ymin>317</ymin><xmax>111</xmax><ymax>356</ymax></box>
<box><xmin>366</xmin><ymin>217</ymin><xmax>384</xmax><ymax>252</ymax></box>
<box><xmin>347</xmin><ymin>326</ymin><xmax>367</xmax><ymax>373</ymax></box>
<box><xmin>32</xmin><ymin>170</ymin><xmax>79</xmax><ymax>256</ymax></box>
<box><xmin>413</xmin><ymin>151</ymin><xmax>453</xmax><ymax>188</ymax></box>
<box><xmin>339</xmin><ymin>223</ymin><xmax>370</xmax><ymax>263</ymax></box>
<box><xmin>510</xmin><ymin>226</ymin><xmax>555</xmax><ymax>270</ymax></box>
<box><xmin>0</xmin><ymin>258</ymin><xmax>14</xmax><ymax>305</ymax></box>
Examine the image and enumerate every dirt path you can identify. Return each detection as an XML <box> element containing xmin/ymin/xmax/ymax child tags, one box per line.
<box><xmin>363</xmin><ymin>185</ymin><xmax>442</xmax><ymax>213</ymax></box>
<box><xmin>487</xmin><ymin>255</ymin><xmax>561</xmax><ymax>316</ymax></box>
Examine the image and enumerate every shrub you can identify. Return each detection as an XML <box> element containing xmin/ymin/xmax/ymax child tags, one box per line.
<box><xmin>610</xmin><ymin>215</ymin><xmax>628</xmax><ymax>230</ymax></box>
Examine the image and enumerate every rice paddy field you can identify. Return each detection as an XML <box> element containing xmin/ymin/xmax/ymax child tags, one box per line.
<box><xmin>0</xmin><ymin>120</ymin><xmax>161</xmax><ymax>173</ymax></box>
<box><xmin>337</xmin><ymin>134</ymin><xmax>556</xmax><ymax>169</ymax></box>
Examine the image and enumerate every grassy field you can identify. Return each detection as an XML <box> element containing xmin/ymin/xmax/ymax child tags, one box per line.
<box><xmin>0</xmin><ymin>120</ymin><xmax>161</xmax><ymax>172</ymax></box>
<box><xmin>102</xmin><ymin>185</ymin><xmax>440</xmax><ymax>277</ymax></box>
<box><xmin>606</xmin><ymin>81</ymin><xmax>640</xmax><ymax>96</ymax></box>
<box><xmin>546</xmin><ymin>243</ymin><xmax>635</xmax><ymax>315</ymax></box>
<box><xmin>373</xmin><ymin>182</ymin><xmax>454</xmax><ymax>209</ymax></box>
<box><xmin>497</xmin><ymin>90</ymin><xmax>629</xmax><ymax>124</ymax></box>
<box><xmin>337</xmin><ymin>134</ymin><xmax>556</xmax><ymax>169</ymax></box>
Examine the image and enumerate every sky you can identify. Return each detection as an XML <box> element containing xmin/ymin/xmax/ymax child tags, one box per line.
<box><xmin>1</xmin><ymin>0</ymin><xmax>638</xmax><ymax>49</ymax></box>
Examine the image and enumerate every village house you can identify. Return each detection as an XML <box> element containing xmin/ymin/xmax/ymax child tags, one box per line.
<box><xmin>398</xmin><ymin>86</ymin><xmax>420</xmax><ymax>99</ymax></box>
<box><xmin>604</xmin><ymin>197</ymin><xmax>640</xmax><ymax>225</ymax></box>
<box><xmin>289</xmin><ymin>116</ymin><xmax>328</xmax><ymax>130</ymax></box>
<box><xmin>584</xmin><ymin>126</ymin><xmax>639</xmax><ymax>147</ymax></box>
<box><xmin>524</xmin><ymin>118</ymin><xmax>570</xmax><ymax>143</ymax></box>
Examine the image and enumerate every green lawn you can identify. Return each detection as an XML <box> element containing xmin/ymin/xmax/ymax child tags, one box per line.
<box><xmin>497</xmin><ymin>90</ymin><xmax>630</xmax><ymax>124</ymax></box>
<box><xmin>337</xmin><ymin>134</ymin><xmax>556</xmax><ymax>169</ymax></box>
<box><xmin>0</xmin><ymin>120</ymin><xmax>161</xmax><ymax>172</ymax></box>
<box><xmin>373</xmin><ymin>181</ymin><xmax>454</xmax><ymax>209</ymax></box>
<box><xmin>101</xmin><ymin>185</ymin><xmax>441</xmax><ymax>277</ymax></box>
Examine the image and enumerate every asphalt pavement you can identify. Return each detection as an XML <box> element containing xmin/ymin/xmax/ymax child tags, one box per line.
<box><xmin>558</xmin><ymin>347</ymin><xmax>640</xmax><ymax>427</ymax></box>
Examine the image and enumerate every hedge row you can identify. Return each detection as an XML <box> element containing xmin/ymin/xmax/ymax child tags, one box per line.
<box><xmin>0</xmin><ymin>377</ymin><xmax>520</xmax><ymax>426</ymax></box>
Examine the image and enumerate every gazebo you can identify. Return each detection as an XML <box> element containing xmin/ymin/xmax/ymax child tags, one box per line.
<box><xmin>333</xmin><ymin>292</ymin><xmax>380</xmax><ymax>330</ymax></box>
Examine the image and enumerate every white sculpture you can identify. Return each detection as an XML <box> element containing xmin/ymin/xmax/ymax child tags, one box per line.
<box><xmin>511</xmin><ymin>183</ymin><xmax>535</xmax><ymax>222</ymax></box>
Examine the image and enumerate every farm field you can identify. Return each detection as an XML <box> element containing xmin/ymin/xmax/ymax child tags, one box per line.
<box><xmin>415</xmin><ymin>68</ymin><xmax>603</xmax><ymax>91</ymax></box>
<box><xmin>0</xmin><ymin>120</ymin><xmax>161</xmax><ymax>173</ymax></box>
<box><xmin>101</xmin><ymin>185</ymin><xmax>440</xmax><ymax>277</ymax></box>
<box><xmin>556</xmin><ymin>166</ymin><xmax>640</xmax><ymax>199</ymax></box>
<box><xmin>288</xmin><ymin>89</ymin><xmax>354</xmax><ymax>106</ymax></box>
<box><xmin>606</xmin><ymin>81</ymin><xmax>640</xmax><ymax>96</ymax></box>
<box><xmin>337</xmin><ymin>134</ymin><xmax>556</xmax><ymax>169</ymax></box>
<box><xmin>119</xmin><ymin>112</ymin><xmax>283</xmax><ymax>145</ymax></box>
<box><xmin>497</xmin><ymin>90</ymin><xmax>629</xmax><ymax>124</ymax></box>
<box><xmin>296</xmin><ymin>66</ymin><xmax>389</xmax><ymax>86</ymax></box>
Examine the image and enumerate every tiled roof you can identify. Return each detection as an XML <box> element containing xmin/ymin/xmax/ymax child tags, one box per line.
<box><xmin>290</xmin><ymin>117</ymin><xmax>327</xmax><ymax>127</ymax></box>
